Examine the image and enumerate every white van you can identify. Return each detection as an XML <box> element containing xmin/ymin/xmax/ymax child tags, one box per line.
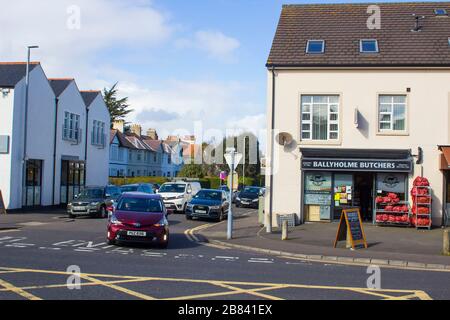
<box><xmin>158</xmin><ymin>181</ymin><xmax>201</xmax><ymax>213</ymax></box>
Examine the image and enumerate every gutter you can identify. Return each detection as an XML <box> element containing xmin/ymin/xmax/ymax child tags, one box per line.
<box><xmin>265</xmin><ymin>63</ymin><xmax>450</xmax><ymax>69</ymax></box>
<box><xmin>84</xmin><ymin>105</ymin><xmax>89</xmax><ymax>186</ymax></box>
<box><xmin>52</xmin><ymin>97</ymin><xmax>58</xmax><ymax>206</ymax></box>
<box><xmin>267</xmin><ymin>66</ymin><xmax>276</xmax><ymax>233</ymax></box>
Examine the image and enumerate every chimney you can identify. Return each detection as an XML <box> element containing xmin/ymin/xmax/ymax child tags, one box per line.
<box><xmin>112</xmin><ymin>120</ymin><xmax>124</xmax><ymax>133</ymax></box>
<box><xmin>146</xmin><ymin>128</ymin><xmax>158</xmax><ymax>140</ymax></box>
<box><xmin>130</xmin><ymin>124</ymin><xmax>142</xmax><ymax>136</ymax></box>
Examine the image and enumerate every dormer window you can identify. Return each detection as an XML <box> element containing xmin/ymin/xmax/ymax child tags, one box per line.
<box><xmin>360</xmin><ymin>39</ymin><xmax>379</xmax><ymax>53</ymax></box>
<box><xmin>306</xmin><ymin>40</ymin><xmax>325</xmax><ymax>54</ymax></box>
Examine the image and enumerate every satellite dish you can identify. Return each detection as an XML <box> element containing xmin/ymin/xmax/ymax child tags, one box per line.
<box><xmin>276</xmin><ymin>132</ymin><xmax>293</xmax><ymax>146</ymax></box>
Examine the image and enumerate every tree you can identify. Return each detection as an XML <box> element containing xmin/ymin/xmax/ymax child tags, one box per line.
<box><xmin>103</xmin><ymin>82</ymin><xmax>133</xmax><ymax>126</ymax></box>
<box><xmin>177</xmin><ymin>164</ymin><xmax>205</xmax><ymax>179</ymax></box>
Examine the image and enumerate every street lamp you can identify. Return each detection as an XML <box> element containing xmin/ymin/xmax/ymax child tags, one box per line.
<box><xmin>22</xmin><ymin>45</ymin><xmax>39</xmax><ymax>206</ymax></box>
<box><xmin>224</xmin><ymin>147</ymin><xmax>242</xmax><ymax>240</ymax></box>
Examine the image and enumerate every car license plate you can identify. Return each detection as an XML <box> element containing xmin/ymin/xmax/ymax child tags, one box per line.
<box><xmin>73</xmin><ymin>207</ymin><xmax>85</xmax><ymax>211</ymax></box>
<box><xmin>241</xmin><ymin>201</ymin><xmax>249</xmax><ymax>205</ymax></box>
<box><xmin>127</xmin><ymin>231</ymin><xmax>146</xmax><ymax>237</ymax></box>
<box><xmin>195</xmin><ymin>210</ymin><xmax>207</xmax><ymax>214</ymax></box>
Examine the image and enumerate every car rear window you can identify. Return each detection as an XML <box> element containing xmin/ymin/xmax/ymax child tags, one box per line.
<box><xmin>195</xmin><ymin>190</ymin><xmax>222</xmax><ymax>200</ymax></box>
<box><xmin>117</xmin><ymin>197</ymin><xmax>163</xmax><ymax>213</ymax></box>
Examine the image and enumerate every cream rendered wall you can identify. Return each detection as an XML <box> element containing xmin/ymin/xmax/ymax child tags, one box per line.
<box><xmin>266</xmin><ymin>69</ymin><xmax>450</xmax><ymax>227</ymax></box>
<box><xmin>0</xmin><ymin>88</ymin><xmax>15</xmax><ymax>209</ymax></box>
<box><xmin>86</xmin><ymin>94</ymin><xmax>110</xmax><ymax>186</ymax></box>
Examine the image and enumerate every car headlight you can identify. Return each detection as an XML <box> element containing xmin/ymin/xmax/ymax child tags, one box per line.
<box><xmin>110</xmin><ymin>215</ymin><xmax>123</xmax><ymax>226</ymax></box>
<box><xmin>186</xmin><ymin>203</ymin><xmax>193</xmax><ymax>209</ymax></box>
<box><xmin>176</xmin><ymin>195</ymin><xmax>184</xmax><ymax>199</ymax></box>
<box><xmin>154</xmin><ymin>217</ymin><xmax>168</xmax><ymax>227</ymax></box>
<box><xmin>210</xmin><ymin>205</ymin><xmax>221</xmax><ymax>210</ymax></box>
<box><xmin>252</xmin><ymin>199</ymin><xmax>259</xmax><ymax>202</ymax></box>
<box><xmin>236</xmin><ymin>197</ymin><xmax>241</xmax><ymax>201</ymax></box>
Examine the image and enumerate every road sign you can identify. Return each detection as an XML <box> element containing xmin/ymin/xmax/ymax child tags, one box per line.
<box><xmin>224</xmin><ymin>152</ymin><xmax>243</xmax><ymax>170</ymax></box>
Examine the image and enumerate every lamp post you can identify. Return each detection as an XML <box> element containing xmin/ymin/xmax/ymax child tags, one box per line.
<box><xmin>242</xmin><ymin>136</ymin><xmax>246</xmax><ymax>189</ymax></box>
<box><xmin>225</xmin><ymin>148</ymin><xmax>242</xmax><ymax>240</ymax></box>
<box><xmin>22</xmin><ymin>45</ymin><xmax>39</xmax><ymax>206</ymax></box>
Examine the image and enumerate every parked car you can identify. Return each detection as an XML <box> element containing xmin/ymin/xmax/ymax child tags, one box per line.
<box><xmin>107</xmin><ymin>193</ymin><xmax>170</xmax><ymax>248</ymax></box>
<box><xmin>67</xmin><ymin>185</ymin><xmax>122</xmax><ymax>219</ymax></box>
<box><xmin>235</xmin><ymin>186</ymin><xmax>263</xmax><ymax>208</ymax></box>
<box><xmin>120</xmin><ymin>183</ymin><xmax>155</xmax><ymax>194</ymax></box>
<box><xmin>218</xmin><ymin>185</ymin><xmax>230</xmax><ymax>193</ymax></box>
<box><xmin>158</xmin><ymin>181</ymin><xmax>201</xmax><ymax>213</ymax></box>
<box><xmin>185</xmin><ymin>189</ymin><xmax>229</xmax><ymax>222</ymax></box>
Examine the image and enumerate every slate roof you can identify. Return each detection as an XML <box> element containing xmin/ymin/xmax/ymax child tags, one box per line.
<box><xmin>48</xmin><ymin>78</ymin><xmax>73</xmax><ymax>97</ymax></box>
<box><xmin>0</xmin><ymin>62</ymin><xmax>40</xmax><ymax>87</ymax></box>
<box><xmin>80</xmin><ymin>90</ymin><xmax>101</xmax><ymax>107</ymax></box>
<box><xmin>267</xmin><ymin>2</ymin><xmax>450</xmax><ymax>67</ymax></box>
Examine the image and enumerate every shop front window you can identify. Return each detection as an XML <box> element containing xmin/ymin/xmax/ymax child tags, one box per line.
<box><xmin>333</xmin><ymin>174</ymin><xmax>353</xmax><ymax>219</ymax></box>
<box><xmin>304</xmin><ymin>172</ymin><xmax>332</xmax><ymax>221</ymax></box>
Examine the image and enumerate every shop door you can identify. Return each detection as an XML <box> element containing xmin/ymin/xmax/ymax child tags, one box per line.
<box><xmin>332</xmin><ymin>174</ymin><xmax>353</xmax><ymax>220</ymax></box>
<box><xmin>22</xmin><ymin>160</ymin><xmax>43</xmax><ymax>207</ymax></box>
<box><xmin>354</xmin><ymin>173</ymin><xmax>374</xmax><ymax>222</ymax></box>
<box><xmin>60</xmin><ymin>161</ymin><xmax>85</xmax><ymax>204</ymax></box>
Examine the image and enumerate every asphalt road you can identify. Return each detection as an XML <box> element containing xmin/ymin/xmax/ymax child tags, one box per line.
<box><xmin>0</xmin><ymin>207</ymin><xmax>449</xmax><ymax>300</ymax></box>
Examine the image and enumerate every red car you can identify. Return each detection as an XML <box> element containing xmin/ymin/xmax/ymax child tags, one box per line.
<box><xmin>107</xmin><ymin>193</ymin><xmax>170</xmax><ymax>248</ymax></box>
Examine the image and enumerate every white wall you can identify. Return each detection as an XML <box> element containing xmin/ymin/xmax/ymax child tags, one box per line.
<box><xmin>6</xmin><ymin>66</ymin><xmax>56</xmax><ymax>209</ymax></box>
<box><xmin>0</xmin><ymin>88</ymin><xmax>15</xmax><ymax>209</ymax></box>
<box><xmin>54</xmin><ymin>81</ymin><xmax>86</xmax><ymax>204</ymax></box>
<box><xmin>266</xmin><ymin>69</ymin><xmax>450</xmax><ymax>226</ymax></box>
<box><xmin>86</xmin><ymin>94</ymin><xmax>110</xmax><ymax>186</ymax></box>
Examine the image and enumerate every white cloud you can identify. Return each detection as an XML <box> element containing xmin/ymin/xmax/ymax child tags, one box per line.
<box><xmin>175</xmin><ymin>30</ymin><xmax>240</xmax><ymax>62</ymax></box>
<box><xmin>0</xmin><ymin>0</ymin><xmax>172</xmax><ymax>87</ymax></box>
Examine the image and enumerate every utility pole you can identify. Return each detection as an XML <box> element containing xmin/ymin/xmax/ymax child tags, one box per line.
<box><xmin>225</xmin><ymin>148</ymin><xmax>242</xmax><ymax>240</ymax></box>
<box><xmin>22</xmin><ymin>45</ymin><xmax>39</xmax><ymax>206</ymax></box>
<box><xmin>242</xmin><ymin>136</ymin><xmax>246</xmax><ymax>188</ymax></box>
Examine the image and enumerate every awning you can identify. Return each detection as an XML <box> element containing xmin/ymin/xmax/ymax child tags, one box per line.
<box><xmin>438</xmin><ymin>146</ymin><xmax>450</xmax><ymax>170</ymax></box>
<box><xmin>300</xmin><ymin>148</ymin><xmax>413</xmax><ymax>173</ymax></box>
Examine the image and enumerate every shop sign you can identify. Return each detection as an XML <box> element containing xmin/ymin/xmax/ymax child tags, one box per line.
<box><xmin>304</xmin><ymin>193</ymin><xmax>332</xmax><ymax>206</ymax></box>
<box><xmin>334</xmin><ymin>208</ymin><xmax>368</xmax><ymax>250</ymax></box>
<box><xmin>302</xmin><ymin>158</ymin><xmax>412</xmax><ymax>173</ymax></box>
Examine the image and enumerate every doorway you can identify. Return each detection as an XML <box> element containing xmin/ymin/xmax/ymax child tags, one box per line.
<box><xmin>354</xmin><ymin>172</ymin><xmax>374</xmax><ymax>222</ymax></box>
<box><xmin>23</xmin><ymin>159</ymin><xmax>43</xmax><ymax>207</ymax></box>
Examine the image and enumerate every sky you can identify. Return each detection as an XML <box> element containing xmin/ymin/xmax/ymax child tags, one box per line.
<box><xmin>0</xmin><ymin>0</ymin><xmax>446</xmax><ymax>152</ymax></box>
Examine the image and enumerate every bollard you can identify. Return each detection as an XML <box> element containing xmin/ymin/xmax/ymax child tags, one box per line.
<box><xmin>444</xmin><ymin>230</ymin><xmax>450</xmax><ymax>256</ymax></box>
<box><xmin>282</xmin><ymin>220</ymin><xmax>289</xmax><ymax>241</ymax></box>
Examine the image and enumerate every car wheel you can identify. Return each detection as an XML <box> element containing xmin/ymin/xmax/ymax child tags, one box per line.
<box><xmin>186</xmin><ymin>214</ymin><xmax>192</xmax><ymax>220</ymax></box>
<box><xmin>182</xmin><ymin>203</ymin><xmax>187</xmax><ymax>214</ymax></box>
<box><xmin>68</xmin><ymin>214</ymin><xmax>75</xmax><ymax>219</ymax></box>
<box><xmin>107</xmin><ymin>239</ymin><xmax>115</xmax><ymax>245</ymax></box>
<box><xmin>217</xmin><ymin>210</ymin><xmax>224</xmax><ymax>222</ymax></box>
<box><xmin>99</xmin><ymin>206</ymin><xmax>107</xmax><ymax>219</ymax></box>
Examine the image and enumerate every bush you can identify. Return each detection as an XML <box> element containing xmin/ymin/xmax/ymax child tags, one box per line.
<box><xmin>109</xmin><ymin>176</ymin><xmax>169</xmax><ymax>186</ymax></box>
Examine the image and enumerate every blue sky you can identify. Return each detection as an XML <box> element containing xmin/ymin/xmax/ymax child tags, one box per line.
<box><xmin>0</xmin><ymin>0</ymin><xmax>447</xmax><ymax>150</ymax></box>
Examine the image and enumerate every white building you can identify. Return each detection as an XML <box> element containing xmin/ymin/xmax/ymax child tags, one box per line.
<box><xmin>0</xmin><ymin>62</ymin><xmax>110</xmax><ymax>210</ymax></box>
<box><xmin>265</xmin><ymin>3</ymin><xmax>450</xmax><ymax>227</ymax></box>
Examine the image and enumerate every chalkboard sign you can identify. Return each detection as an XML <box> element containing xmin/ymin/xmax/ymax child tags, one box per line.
<box><xmin>334</xmin><ymin>208</ymin><xmax>367</xmax><ymax>249</ymax></box>
<box><xmin>0</xmin><ymin>190</ymin><xmax>6</xmax><ymax>214</ymax></box>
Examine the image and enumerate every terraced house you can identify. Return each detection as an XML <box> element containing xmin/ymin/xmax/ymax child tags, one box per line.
<box><xmin>109</xmin><ymin>121</ymin><xmax>184</xmax><ymax>178</ymax></box>
<box><xmin>0</xmin><ymin>62</ymin><xmax>110</xmax><ymax>210</ymax></box>
<box><xmin>265</xmin><ymin>2</ymin><xmax>450</xmax><ymax>228</ymax></box>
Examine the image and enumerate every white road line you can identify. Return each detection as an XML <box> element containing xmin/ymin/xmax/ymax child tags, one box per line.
<box><xmin>5</xmin><ymin>243</ymin><xmax>35</xmax><ymax>248</ymax></box>
<box><xmin>52</xmin><ymin>240</ymin><xmax>77</xmax><ymax>246</ymax></box>
<box><xmin>38</xmin><ymin>247</ymin><xmax>61</xmax><ymax>251</ymax></box>
<box><xmin>101</xmin><ymin>245</ymin><xmax>114</xmax><ymax>249</ymax></box>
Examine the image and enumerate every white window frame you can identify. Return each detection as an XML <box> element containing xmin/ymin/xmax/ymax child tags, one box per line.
<box><xmin>377</xmin><ymin>95</ymin><xmax>408</xmax><ymax>133</ymax></box>
<box><xmin>360</xmin><ymin>39</ymin><xmax>379</xmax><ymax>53</ymax></box>
<box><xmin>63</xmin><ymin>111</ymin><xmax>80</xmax><ymax>142</ymax></box>
<box><xmin>301</xmin><ymin>95</ymin><xmax>340</xmax><ymax>141</ymax></box>
<box><xmin>92</xmin><ymin>120</ymin><xmax>105</xmax><ymax>147</ymax></box>
<box><xmin>306</xmin><ymin>40</ymin><xmax>325</xmax><ymax>54</ymax></box>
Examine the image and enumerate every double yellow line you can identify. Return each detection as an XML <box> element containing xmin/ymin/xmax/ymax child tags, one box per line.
<box><xmin>184</xmin><ymin>223</ymin><xmax>230</xmax><ymax>250</ymax></box>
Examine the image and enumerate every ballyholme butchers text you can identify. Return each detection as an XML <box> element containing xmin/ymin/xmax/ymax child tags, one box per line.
<box><xmin>312</xmin><ymin>161</ymin><xmax>397</xmax><ymax>170</ymax></box>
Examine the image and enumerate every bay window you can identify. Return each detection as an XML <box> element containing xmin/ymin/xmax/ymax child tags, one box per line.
<box><xmin>378</xmin><ymin>95</ymin><xmax>406</xmax><ymax>132</ymax></box>
<box><xmin>301</xmin><ymin>95</ymin><xmax>340</xmax><ymax>141</ymax></box>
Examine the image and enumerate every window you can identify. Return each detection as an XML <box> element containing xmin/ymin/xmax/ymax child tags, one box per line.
<box><xmin>306</xmin><ymin>40</ymin><xmax>325</xmax><ymax>54</ymax></box>
<box><xmin>154</xmin><ymin>154</ymin><xmax>157</xmax><ymax>162</ymax></box>
<box><xmin>360</xmin><ymin>39</ymin><xmax>379</xmax><ymax>53</ymax></box>
<box><xmin>92</xmin><ymin>120</ymin><xmax>105</xmax><ymax>147</ymax></box>
<box><xmin>63</xmin><ymin>112</ymin><xmax>80</xmax><ymax>141</ymax></box>
<box><xmin>301</xmin><ymin>95</ymin><xmax>339</xmax><ymax>141</ymax></box>
<box><xmin>435</xmin><ymin>9</ymin><xmax>448</xmax><ymax>16</ymax></box>
<box><xmin>378</xmin><ymin>95</ymin><xmax>407</xmax><ymax>132</ymax></box>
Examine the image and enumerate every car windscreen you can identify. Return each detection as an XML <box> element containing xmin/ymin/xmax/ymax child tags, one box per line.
<box><xmin>120</xmin><ymin>185</ymin><xmax>139</xmax><ymax>192</ymax></box>
<box><xmin>78</xmin><ymin>188</ymin><xmax>103</xmax><ymax>199</ymax></box>
<box><xmin>242</xmin><ymin>187</ymin><xmax>260</xmax><ymax>194</ymax></box>
<box><xmin>159</xmin><ymin>184</ymin><xmax>186</xmax><ymax>193</ymax></box>
<box><xmin>194</xmin><ymin>190</ymin><xmax>222</xmax><ymax>201</ymax></box>
<box><xmin>117</xmin><ymin>197</ymin><xmax>163</xmax><ymax>213</ymax></box>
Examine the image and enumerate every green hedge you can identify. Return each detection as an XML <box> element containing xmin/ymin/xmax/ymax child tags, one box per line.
<box><xmin>109</xmin><ymin>176</ymin><xmax>263</xmax><ymax>188</ymax></box>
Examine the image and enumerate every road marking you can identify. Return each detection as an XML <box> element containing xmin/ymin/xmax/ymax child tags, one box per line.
<box><xmin>52</xmin><ymin>240</ymin><xmax>78</xmax><ymax>246</ymax></box>
<box><xmin>213</xmin><ymin>282</ymin><xmax>285</xmax><ymax>301</ymax></box>
<box><xmin>212</xmin><ymin>256</ymin><xmax>239</xmax><ymax>262</ymax></box>
<box><xmin>0</xmin><ymin>277</ymin><xmax>41</xmax><ymax>300</ymax></box>
<box><xmin>39</xmin><ymin>247</ymin><xmax>61</xmax><ymax>251</ymax></box>
<box><xmin>5</xmin><ymin>243</ymin><xmax>35</xmax><ymax>248</ymax></box>
<box><xmin>0</xmin><ymin>229</ymin><xmax>21</xmax><ymax>234</ymax></box>
<box><xmin>0</xmin><ymin>266</ymin><xmax>431</xmax><ymax>300</ymax></box>
<box><xmin>249</xmin><ymin>258</ymin><xmax>274</xmax><ymax>264</ymax></box>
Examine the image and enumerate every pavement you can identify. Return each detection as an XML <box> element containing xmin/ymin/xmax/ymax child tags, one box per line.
<box><xmin>196</xmin><ymin>210</ymin><xmax>450</xmax><ymax>270</ymax></box>
<box><xmin>0</xmin><ymin>208</ymin><xmax>449</xmax><ymax>300</ymax></box>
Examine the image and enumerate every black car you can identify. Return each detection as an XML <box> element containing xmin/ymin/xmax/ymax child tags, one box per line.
<box><xmin>67</xmin><ymin>185</ymin><xmax>122</xmax><ymax>218</ymax></box>
<box><xmin>185</xmin><ymin>189</ymin><xmax>230</xmax><ymax>222</ymax></box>
<box><xmin>235</xmin><ymin>187</ymin><xmax>263</xmax><ymax>208</ymax></box>
<box><xmin>120</xmin><ymin>183</ymin><xmax>155</xmax><ymax>194</ymax></box>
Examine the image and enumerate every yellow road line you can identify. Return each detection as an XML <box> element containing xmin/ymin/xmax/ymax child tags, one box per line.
<box><xmin>0</xmin><ymin>277</ymin><xmax>41</xmax><ymax>300</ymax></box>
<box><xmin>164</xmin><ymin>285</ymin><xmax>287</xmax><ymax>300</ymax></box>
<box><xmin>80</xmin><ymin>274</ymin><xmax>157</xmax><ymax>300</ymax></box>
<box><xmin>213</xmin><ymin>282</ymin><xmax>285</xmax><ymax>300</ymax></box>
